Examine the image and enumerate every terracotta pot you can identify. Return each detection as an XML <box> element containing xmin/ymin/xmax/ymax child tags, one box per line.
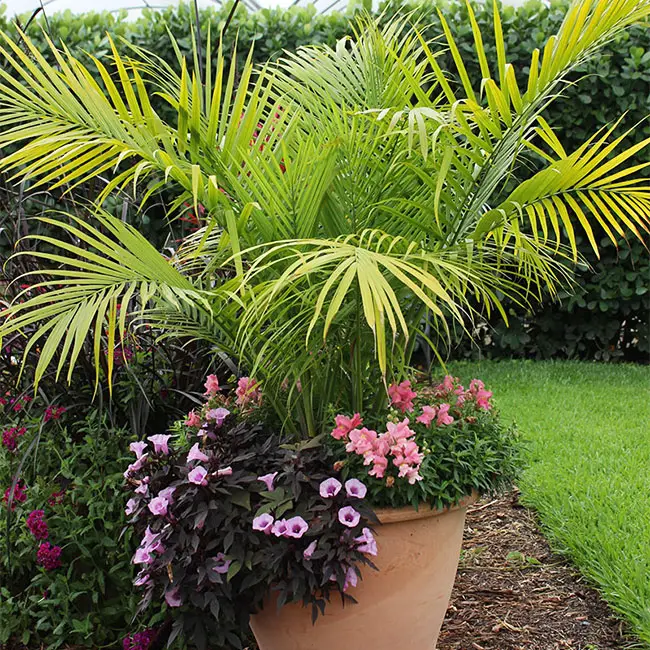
<box><xmin>250</xmin><ymin>494</ymin><xmax>476</xmax><ymax>650</ymax></box>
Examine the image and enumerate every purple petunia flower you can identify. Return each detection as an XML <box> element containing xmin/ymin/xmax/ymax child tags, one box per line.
<box><xmin>354</xmin><ymin>527</ymin><xmax>378</xmax><ymax>556</ymax></box>
<box><xmin>125</xmin><ymin>498</ymin><xmax>139</xmax><ymax>516</ymax></box>
<box><xmin>252</xmin><ymin>513</ymin><xmax>274</xmax><ymax>534</ymax></box>
<box><xmin>284</xmin><ymin>516</ymin><xmax>309</xmax><ymax>539</ymax></box>
<box><xmin>257</xmin><ymin>472</ymin><xmax>278</xmax><ymax>492</ymax></box>
<box><xmin>158</xmin><ymin>486</ymin><xmax>176</xmax><ymax>503</ymax></box>
<box><xmin>345</xmin><ymin>479</ymin><xmax>367</xmax><ymax>499</ymax></box>
<box><xmin>129</xmin><ymin>441</ymin><xmax>148</xmax><ymax>459</ymax></box>
<box><xmin>206</xmin><ymin>407</ymin><xmax>230</xmax><ymax>427</ymax></box>
<box><xmin>187</xmin><ymin>443</ymin><xmax>209</xmax><ymax>463</ymax></box>
<box><xmin>338</xmin><ymin>506</ymin><xmax>361</xmax><ymax>528</ymax></box>
<box><xmin>319</xmin><ymin>477</ymin><xmax>342</xmax><ymax>499</ymax></box>
<box><xmin>188</xmin><ymin>466</ymin><xmax>208</xmax><ymax>485</ymax></box>
<box><xmin>147</xmin><ymin>434</ymin><xmax>171</xmax><ymax>455</ymax></box>
<box><xmin>148</xmin><ymin>496</ymin><xmax>168</xmax><ymax>517</ymax></box>
<box><xmin>213</xmin><ymin>552</ymin><xmax>231</xmax><ymax>574</ymax></box>
<box><xmin>133</xmin><ymin>547</ymin><xmax>153</xmax><ymax>565</ymax></box>
<box><xmin>165</xmin><ymin>587</ymin><xmax>182</xmax><ymax>608</ymax></box>
<box><xmin>303</xmin><ymin>540</ymin><xmax>317</xmax><ymax>559</ymax></box>
<box><xmin>216</xmin><ymin>466</ymin><xmax>232</xmax><ymax>477</ymax></box>
<box><xmin>271</xmin><ymin>519</ymin><xmax>288</xmax><ymax>537</ymax></box>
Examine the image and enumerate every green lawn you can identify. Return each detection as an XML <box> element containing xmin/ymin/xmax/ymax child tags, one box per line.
<box><xmin>452</xmin><ymin>360</ymin><xmax>650</xmax><ymax>646</ymax></box>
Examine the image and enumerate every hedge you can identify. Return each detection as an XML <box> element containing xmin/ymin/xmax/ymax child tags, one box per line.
<box><xmin>0</xmin><ymin>0</ymin><xmax>647</xmax><ymax>361</ymax></box>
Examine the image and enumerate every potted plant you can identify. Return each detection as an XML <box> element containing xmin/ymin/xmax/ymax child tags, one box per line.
<box><xmin>0</xmin><ymin>1</ymin><xmax>648</xmax><ymax>647</ymax></box>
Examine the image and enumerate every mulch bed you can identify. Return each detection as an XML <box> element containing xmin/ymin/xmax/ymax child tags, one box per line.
<box><xmin>438</xmin><ymin>490</ymin><xmax>634</xmax><ymax>650</ymax></box>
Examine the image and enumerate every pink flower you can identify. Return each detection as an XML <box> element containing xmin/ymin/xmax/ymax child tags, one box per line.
<box><xmin>258</xmin><ymin>472</ymin><xmax>278</xmax><ymax>491</ymax></box>
<box><xmin>271</xmin><ymin>519</ymin><xmax>288</xmax><ymax>537</ymax></box>
<box><xmin>388</xmin><ymin>380</ymin><xmax>417</xmax><ymax>412</ymax></box>
<box><xmin>187</xmin><ymin>443</ymin><xmax>208</xmax><ymax>463</ymax></box>
<box><xmin>158</xmin><ymin>486</ymin><xmax>176</xmax><ymax>503</ymax></box>
<box><xmin>188</xmin><ymin>466</ymin><xmax>208</xmax><ymax>485</ymax></box>
<box><xmin>216</xmin><ymin>466</ymin><xmax>233</xmax><ymax>477</ymax></box>
<box><xmin>385</xmin><ymin>418</ymin><xmax>415</xmax><ymax>443</ymax></box>
<box><xmin>235</xmin><ymin>377</ymin><xmax>262</xmax><ymax>407</ymax></box>
<box><xmin>368</xmin><ymin>455</ymin><xmax>388</xmax><ymax>479</ymax></box>
<box><xmin>142</xmin><ymin>526</ymin><xmax>158</xmax><ymax>547</ymax></box>
<box><xmin>135</xmin><ymin>482</ymin><xmax>149</xmax><ymax>496</ymax></box>
<box><xmin>319</xmin><ymin>477</ymin><xmax>342</xmax><ymax>499</ymax></box>
<box><xmin>436</xmin><ymin>403</ymin><xmax>454</xmax><ymax>426</ymax></box>
<box><xmin>206</xmin><ymin>407</ymin><xmax>230</xmax><ymax>426</ymax></box>
<box><xmin>285</xmin><ymin>516</ymin><xmax>309</xmax><ymax>539</ymax></box>
<box><xmin>442</xmin><ymin>375</ymin><xmax>455</xmax><ymax>393</ymax></box>
<box><xmin>475</xmin><ymin>389</ymin><xmax>493</xmax><ymax>410</ymax></box>
<box><xmin>125</xmin><ymin>498</ymin><xmax>139</xmax><ymax>516</ymax></box>
<box><xmin>331</xmin><ymin>413</ymin><xmax>363</xmax><ymax>440</ymax></box>
<box><xmin>148</xmin><ymin>496</ymin><xmax>168</xmax><ymax>517</ymax></box>
<box><xmin>165</xmin><ymin>587</ymin><xmax>182</xmax><ymax>608</ymax></box>
<box><xmin>345</xmin><ymin>428</ymin><xmax>378</xmax><ymax>456</ymax></box>
<box><xmin>392</xmin><ymin>440</ymin><xmax>423</xmax><ymax>469</ymax></box>
<box><xmin>354</xmin><ymin>527</ymin><xmax>378</xmax><ymax>556</ymax></box>
<box><xmin>345</xmin><ymin>479</ymin><xmax>367</xmax><ymax>499</ymax></box>
<box><xmin>134</xmin><ymin>571</ymin><xmax>150</xmax><ymax>586</ymax></box>
<box><xmin>343</xmin><ymin>566</ymin><xmax>358</xmax><ymax>591</ymax></box>
<box><xmin>129</xmin><ymin>441</ymin><xmax>147</xmax><ymax>459</ymax></box>
<box><xmin>184</xmin><ymin>411</ymin><xmax>202</xmax><ymax>427</ymax></box>
<box><xmin>204</xmin><ymin>374</ymin><xmax>221</xmax><ymax>396</ymax></box>
<box><xmin>133</xmin><ymin>547</ymin><xmax>153</xmax><ymax>565</ymax></box>
<box><xmin>338</xmin><ymin>506</ymin><xmax>361</xmax><ymax>528</ymax></box>
<box><xmin>404</xmin><ymin>467</ymin><xmax>423</xmax><ymax>484</ymax></box>
<box><xmin>252</xmin><ymin>513</ymin><xmax>274</xmax><ymax>534</ymax></box>
<box><xmin>416</xmin><ymin>405</ymin><xmax>437</xmax><ymax>427</ymax></box>
<box><xmin>213</xmin><ymin>553</ymin><xmax>231</xmax><ymax>574</ymax></box>
<box><xmin>147</xmin><ymin>434</ymin><xmax>171</xmax><ymax>455</ymax></box>
<box><xmin>303</xmin><ymin>540</ymin><xmax>317</xmax><ymax>559</ymax></box>
<box><xmin>469</xmin><ymin>379</ymin><xmax>485</xmax><ymax>395</ymax></box>
<box><xmin>123</xmin><ymin>455</ymin><xmax>147</xmax><ymax>478</ymax></box>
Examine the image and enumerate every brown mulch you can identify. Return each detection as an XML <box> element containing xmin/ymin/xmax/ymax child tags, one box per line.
<box><xmin>438</xmin><ymin>490</ymin><xmax>635</xmax><ymax>650</ymax></box>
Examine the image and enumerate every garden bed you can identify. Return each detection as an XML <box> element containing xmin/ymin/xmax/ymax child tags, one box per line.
<box><xmin>438</xmin><ymin>491</ymin><xmax>632</xmax><ymax>650</ymax></box>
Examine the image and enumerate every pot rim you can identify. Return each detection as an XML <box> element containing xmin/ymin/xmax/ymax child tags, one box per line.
<box><xmin>373</xmin><ymin>490</ymin><xmax>479</xmax><ymax>525</ymax></box>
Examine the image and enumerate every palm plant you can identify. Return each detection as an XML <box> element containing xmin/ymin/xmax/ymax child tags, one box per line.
<box><xmin>0</xmin><ymin>1</ymin><xmax>649</xmax><ymax>436</ymax></box>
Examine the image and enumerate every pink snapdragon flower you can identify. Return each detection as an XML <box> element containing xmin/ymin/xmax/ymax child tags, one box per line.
<box><xmin>416</xmin><ymin>405</ymin><xmax>437</xmax><ymax>427</ymax></box>
<box><xmin>188</xmin><ymin>466</ymin><xmax>208</xmax><ymax>485</ymax></box>
<box><xmin>368</xmin><ymin>454</ymin><xmax>388</xmax><ymax>478</ymax></box>
<box><xmin>354</xmin><ymin>527</ymin><xmax>378</xmax><ymax>556</ymax></box>
<box><xmin>252</xmin><ymin>513</ymin><xmax>274</xmax><ymax>534</ymax></box>
<box><xmin>148</xmin><ymin>496</ymin><xmax>168</xmax><ymax>517</ymax></box>
<box><xmin>258</xmin><ymin>472</ymin><xmax>278</xmax><ymax>491</ymax></box>
<box><xmin>147</xmin><ymin>434</ymin><xmax>171</xmax><ymax>455</ymax></box>
<box><xmin>165</xmin><ymin>587</ymin><xmax>182</xmax><ymax>608</ymax></box>
<box><xmin>204</xmin><ymin>374</ymin><xmax>221</xmax><ymax>396</ymax></box>
<box><xmin>319</xmin><ymin>477</ymin><xmax>342</xmax><ymax>498</ymax></box>
<box><xmin>185</xmin><ymin>411</ymin><xmax>202</xmax><ymax>427</ymax></box>
<box><xmin>345</xmin><ymin>428</ymin><xmax>378</xmax><ymax>456</ymax></box>
<box><xmin>235</xmin><ymin>377</ymin><xmax>261</xmax><ymax>407</ymax></box>
<box><xmin>469</xmin><ymin>378</ymin><xmax>485</xmax><ymax>395</ymax></box>
<box><xmin>436</xmin><ymin>403</ymin><xmax>454</xmax><ymax>426</ymax></box>
<box><xmin>345</xmin><ymin>479</ymin><xmax>367</xmax><ymax>499</ymax></box>
<box><xmin>187</xmin><ymin>443</ymin><xmax>209</xmax><ymax>463</ymax></box>
<box><xmin>388</xmin><ymin>380</ymin><xmax>417</xmax><ymax>412</ymax></box>
<box><xmin>331</xmin><ymin>413</ymin><xmax>363</xmax><ymax>440</ymax></box>
<box><xmin>475</xmin><ymin>389</ymin><xmax>493</xmax><ymax>410</ymax></box>
<box><xmin>338</xmin><ymin>506</ymin><xmax>361</xmax><ymax>528</ymax></box>
<box><xmin>303</xmin><ymin>540</ymin><xmax>317</xmax><ymax>559</ymax></box>
<box><xmin>284</xmin><ymin>516</ymin><xmax>309</xmax><ymax>539</ymax></box>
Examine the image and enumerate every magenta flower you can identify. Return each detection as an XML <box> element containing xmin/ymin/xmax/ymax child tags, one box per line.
<box><xmin>416</xmin><ymin>405</ymin><xmax>437</xmax><ymax>427</ymax></box>
<box><xmin>331</xmin><ymin>413</ymin><xmax>363</xmax><ymax>440</ymax></box>
<box><xmin>216</xmin><ymin>466</ymin><xmax>232</xmax><ymax>477</ymax></box>
<box><xmin>343</xmin><ymin>566</ymin><xmax>358</xmax><ymax>591</ymax></box>
<box><xmin>147</xmin><ymin>434</ymin><xmax>171</xmax><ymax>455</ymax></box>
<box><xmin>129</xmin><ymin>441</ymin><xmax>148</xmax><ymax>459</ymax></box>
<box><xmin>204</xmin><ymin>374</ymin><xmax>221</xmax><ymax>396</ymax></box>
<box><xmin>125</xmin><ymin>498</ymin><xmax>139</xmax><ymax>516</ymax></box>
<box><xmin>252</xmin><ymin>513</ymin><xmax>274</xmax><ymax>534</ymax></box>
<box><xmin>344</xmin><ymin>479</ymin><xmax>367</xmax><ymax>499</ymax></box>
<box><xmin>36</xmin><ymin>542</ymin><xmax>62</xmax><ymax>571</ymax></box>
<box><xmin>188</xmin><ymin>466</ymin><xmax>208</xmax><ymax>485</ymax></box>
<box><xmin>271</xmin><ymin>519</ymin><xmax>288</xmax><ymax>537</ymax></box>
<box><xmin>285</xmin><ymin>516</ymin><xmax>309</xmax><ymax>539</ymax></box>
<box><xmin>213</xmin><ymin>552</ymin><xmax>231</xmax><ymax>574</ymax></box>
<box><xmin>206</xmin><ymin>407</ymin><xmax>230</xmax><ymax>426</ymax></box>
<box><xmin>147</xmin><ymin>496</ymin><xmax>168</xmax><ymax>517</ymax></box>
<box><xmin>133</xmin><ymin>547</ymin><xmax>153</xmax><ymax>565</ymax></box>
<box><xmin>338</xmin><ymin>506</ymin><xmax>361</xmax><ymax>528</ymax></box>
<box><xmin>187</xmin><ymin>443</ymin><xmax>208</xmax><ymax>463</ymax></box>
<box><xmin>354</xmin><ymin>527</ymin><xmax>378</xmax><ymax>556</ymax></box>
<box><xmin>164</xmin><ymin>587</ymin><xmax>182</xmax><ymax>608</ymax></box>
<box><xmin>319</xmin><ymin>477</ymin><xmax>342</xmax><ymax>499</ymax></box>
<box><xmin>257</xmin><ymin>472</ymin><xmax>278</xmax><ymax>491</ymax></box>
<box><xmin>303</xmin><ymin>540</ymin><xmax>317</xmax><ymax>559</ymax></box>
<box><xmin>158</xmin><ymin>486</ymin><xmax>176</xmax><ymax>503</ymax></box>
<box><xmin>26</xmin><ymin>510</ymin><xmax>48</xmax><ymax>539</ymax></box>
